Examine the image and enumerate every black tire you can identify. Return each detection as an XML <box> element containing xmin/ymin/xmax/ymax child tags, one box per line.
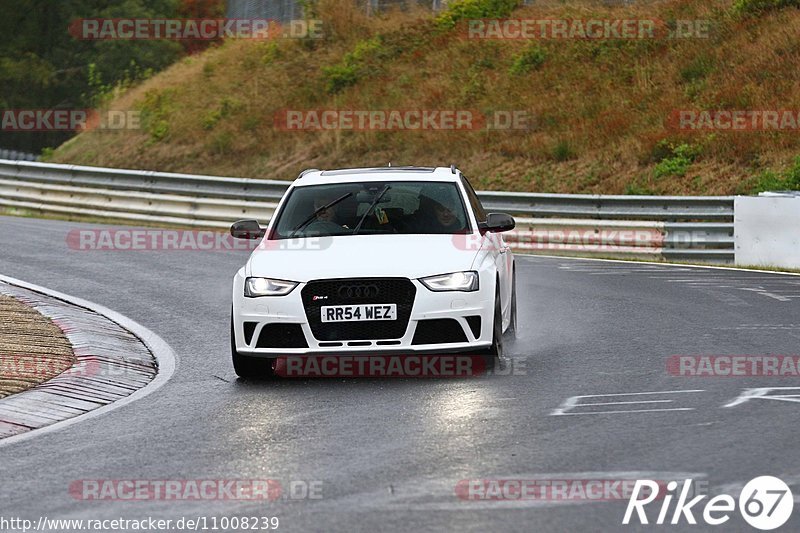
<box><xmin>478</xmin><ymin>287</ymin><xmax>504</xmax><ymax>373</ymax></box>
<box><xmin>231</xmin><ymin>315</ymin><xmax>277</xmax><ymax>380</ymax></box>
<box><xmin>505</xmin><ymin>267</ymin><xmax>517</xmax><ymax>341</ymax></box>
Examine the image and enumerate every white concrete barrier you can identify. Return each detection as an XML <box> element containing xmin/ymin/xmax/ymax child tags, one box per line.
<box><xmin>735</xmin><ymin>194</ymin><xmax>800</xmax><ymax>268</ymax></box>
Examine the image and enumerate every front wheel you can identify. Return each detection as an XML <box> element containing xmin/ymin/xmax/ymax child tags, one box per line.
<box><xmin>481</xmin><ymin>286</ymin><xmax>504</xmax><ymax>372</ymax></box>
<box><xmin>231</xmin><ymin>315</ymin><xmax>277</xmax><ymax>380</ymax></box>
<box><xmin>505</xmin><ymin>267</ymin><xmax>517</xmax><ymax>341</ymax></box>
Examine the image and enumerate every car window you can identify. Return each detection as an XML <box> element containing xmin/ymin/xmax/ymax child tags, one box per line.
<box><xmin>270</xmin><ymin>181</ymin><xmax>472</xmax><ymax>239</ymax></box>
<box><xmin>460</xmin><ymin>175</ymin><xmax>487</xmax><ymax>222</ymax></box>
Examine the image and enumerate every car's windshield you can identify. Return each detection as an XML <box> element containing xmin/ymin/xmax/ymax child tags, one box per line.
<box><xmin>270</xmin><ymin>181</ymin><xmax>471</xmax><ymax>239</ymax></box>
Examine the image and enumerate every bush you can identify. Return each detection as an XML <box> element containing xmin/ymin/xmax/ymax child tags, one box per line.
<box><xmin>624</xmin><ymin>181</ymin><xmax>656</xmax><ymax>195</ymax></box>
<box><xmin>137</xmin><ymin>89</ymin><xmax>176</xmax><ymax>142</ymax></box>
<box><xmin>435</xmin><ymin>0</ymin><xmax>521</xmax><ymax>30</ymax></box>
<box><xmin>733</xmin><ymin>0</ymin><xmax>800</xmax><ymax>14</ymax></box>
<box><xmin>747</xmin><ymin>157</ymin><xmax>800</xmax><ymax>192</ymax></box>
<box><xmin>201</xmin><ymin>98</ymin><xmax>240</xmax><ymax>130</ymax></box>
<box><xmin>322</xmin><ymin>63</ymin><xmax>360</xmax><ymax>94</ymax></box>
<box><xmin>149</xmin><ymin>120</ymin><xmax>169</xmax><ymax>142</ymax></box>
<box><xmin>680</xmin><ymin>56</ymin><xmax>714</xmax><ymax>83</ymax></box>
<box><xmin>322</xmin><ymin>37</ymin><xmax>390</xmax><ymax>94</ymax></box>
<box><xmin>552</xmin><ymin>140</ymin><xmax>575</xmax><ymax>162</ymax></box>
<box><xmin>260</xmin><ymin>42</ymin><xmax>282</xmax><ymax>65</ymax></box>
<box><xmin>653</xmin><ymin>143</ymin><xmax>701</xmax><ymax>178</ymax></box>
<box><xmin>509</xmin><ymin>45</ymin><xmax>546</xmax><ymax>75</ymax></box>
<box><xmin>210</xmin><ymin>131</ymin><xmax>233</xmax><ymax>155</ymax></box>
<box><xmin>39</xmin><ymin>147</ymin><xmax>55</xmax><ymax>161</ymax></box>
<box><xmin>783</xmin><ymin>156</ymin><xmax>800</xmax><ymax>189</ymax></box>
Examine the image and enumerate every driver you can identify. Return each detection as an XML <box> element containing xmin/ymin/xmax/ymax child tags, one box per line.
<box><xmin>415</xmin><ymin>185</ymin><xmax>466</xmax><ymax>233</ymax></box>
<box><xmin>309</xmin><ymin>194</ymin><xmax>349</xmax><ymax>230</ymax></box>
<box><xmin>432</xmin><ymin>200</ymin><xmax>460</xmax><ymax>229</ymax></box>
<box><xmin>423</xmin><ymin>199</ymin><xmax>465</xmax><ymax>232</ymax></box>
<box><xmin>314</xmin><ymin>196</ymin><xmax>340</xmax><ymax>223</ymax></box>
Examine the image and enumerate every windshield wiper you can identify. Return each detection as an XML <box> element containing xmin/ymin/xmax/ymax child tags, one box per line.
<box><xmin>353</xmin><ymin>185</ymin><xmax>391</xmax><ymax>235</ymax></box>
<box><xmin>289</xmin><ymin>192</ymin><xmax>353</xmax><ymax>238</ymax></box>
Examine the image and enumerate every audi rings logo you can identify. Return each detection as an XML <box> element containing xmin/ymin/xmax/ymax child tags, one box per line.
<box><xmin>337</xmin><ymin>284</ymin><xmax>379</xmax><ymax>299</ymax></box>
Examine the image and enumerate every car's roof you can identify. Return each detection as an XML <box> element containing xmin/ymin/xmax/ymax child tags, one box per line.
<box><xmin>292</xmin><ymin>166</ymin><xmax>461</xmax><ymax>186</ymax></box>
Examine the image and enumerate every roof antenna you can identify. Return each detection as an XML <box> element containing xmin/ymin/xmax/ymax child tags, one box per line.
<box><xmin>450</xmin><ymin>164</ymin><xmax>456</xmax><ymax>174</ymax></box>
<box><xmin>388</xmin><ymin>161</ymin><xmax>392</xmax><ymax>167</ymax></box>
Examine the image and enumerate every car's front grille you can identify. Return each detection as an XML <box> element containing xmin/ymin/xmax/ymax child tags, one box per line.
<box><xmin>301</xmin><ymin>278</ymin><xmax>416</xmax><ymax>341</ymax></box>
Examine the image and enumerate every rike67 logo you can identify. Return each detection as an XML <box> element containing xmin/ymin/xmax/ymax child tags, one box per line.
<box><xmin>623</xmin><ymin>477</ymin><xmax>793</xmax><ymax>530</ymax></box>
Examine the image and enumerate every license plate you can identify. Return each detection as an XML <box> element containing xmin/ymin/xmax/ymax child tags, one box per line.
<box><xmin>321</xmin><ymin>304</ymin><xmax>397</xmax><ymax>322</ymax></box>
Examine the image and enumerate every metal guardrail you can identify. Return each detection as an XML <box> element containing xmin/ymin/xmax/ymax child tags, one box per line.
<box><xmin>0</xmin><ymin>159</ymin><xmax>735</xmax><ymax>263</ymax></box>
<box><xmin>478</xmin><ymin>191</ymin><xmax>734</xmax><ymax>221</ymax></box>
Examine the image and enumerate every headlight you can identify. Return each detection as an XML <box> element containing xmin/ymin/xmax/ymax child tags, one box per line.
<box><xmin>245</xmin><ymin>277</ymin><xmax>298</xmax><ymax>297</ymax></box>
<box><xmin>419</xmin><ymin>271</ymin><xmax>479</xmax><ymax>292</ymax></box>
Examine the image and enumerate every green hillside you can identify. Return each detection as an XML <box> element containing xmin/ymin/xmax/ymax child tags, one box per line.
<box><xmin>51</xmin><ymin>0</ymin><xmax>800</xmax><ymax>194</ymax></box>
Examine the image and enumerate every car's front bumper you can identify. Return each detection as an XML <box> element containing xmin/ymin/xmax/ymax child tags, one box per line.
<box><xmin>232</xmin><ymin>271</ymin><xmax>494</xmax><ymax>357</ymax></box>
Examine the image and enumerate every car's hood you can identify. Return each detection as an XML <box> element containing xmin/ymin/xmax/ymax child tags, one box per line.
<box><xmin>247</xmin><ymin>234</ymin><xmax>480</xmax><ymax>282</ymax></box>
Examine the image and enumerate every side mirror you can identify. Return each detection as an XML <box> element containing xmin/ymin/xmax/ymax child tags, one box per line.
<box><xmin>231</xmin><ymin>219</ymin><xmax>265</xmax><ymax>240</ymax></box>
<box><xmin>480</xmin><ymin>213</ymin><xmax>516</xmax><ymax>233</ymax></box>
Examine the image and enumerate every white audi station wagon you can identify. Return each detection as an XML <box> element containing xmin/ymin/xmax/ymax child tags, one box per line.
<box><xmin>230</xmin><ymin>166</ymin><xmax>516</xmax><ymax>378</ymax></box>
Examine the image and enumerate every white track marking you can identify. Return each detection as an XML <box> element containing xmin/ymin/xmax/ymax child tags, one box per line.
<box><xmin>738</xmin><ymin>288</ymin><xmax>793</xmax><ymax>301</ymax></box>
<box><xmin>522</xmin><ymin>254</ymin><xmax>800</xmax><ymax>278</ymax></box>
<box><xmin>569</xmin><ymin>390</ymin><xmax>705</xmax><ymax>397</ymax></box>
<box><xmin>551</xmin><ymin>390</ymin><xmax>705</xmax><ymax>416</ymax></box>
<box><xmin>553</xmin><ymin>408</ymin><xmax>695</xmax><ymax>416</ymax></box>
<box><xmin>724</xmin><ymin>387</ymin><xmax>800</xmax><ymax>408</ymax></box>
<box><xmin>580</xmin><ymin>400</ymin><xmax>674</xmax><ymax>406</ymax></box>
<box><xmin>526</xmin><ymin>256</ymin><xmax>800</xmax><ymax>304</ymax></box>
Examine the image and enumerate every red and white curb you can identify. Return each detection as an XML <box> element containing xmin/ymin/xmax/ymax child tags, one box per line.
<box><xmin>0</xmin><ymin>274</ymin><xmax>176</xmax><ymax>447</ymax></box>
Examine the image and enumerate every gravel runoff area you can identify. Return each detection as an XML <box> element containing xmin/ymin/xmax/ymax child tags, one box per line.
<box><xmin>0</xmin><ymin>294</ymin><xmax>75</xmax><ymax>398</ymax></box>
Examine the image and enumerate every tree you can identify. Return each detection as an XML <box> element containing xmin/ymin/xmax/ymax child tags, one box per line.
<box><xmin>0</xmin><ymin>0</ymin><xmax>185</xmax><ymax>152</ymax></box>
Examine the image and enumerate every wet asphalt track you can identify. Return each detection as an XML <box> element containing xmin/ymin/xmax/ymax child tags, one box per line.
<box><xmin>2</xmin><ymin>214</ymin><xmax>800</xmax><ymax>532</ymax></box>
